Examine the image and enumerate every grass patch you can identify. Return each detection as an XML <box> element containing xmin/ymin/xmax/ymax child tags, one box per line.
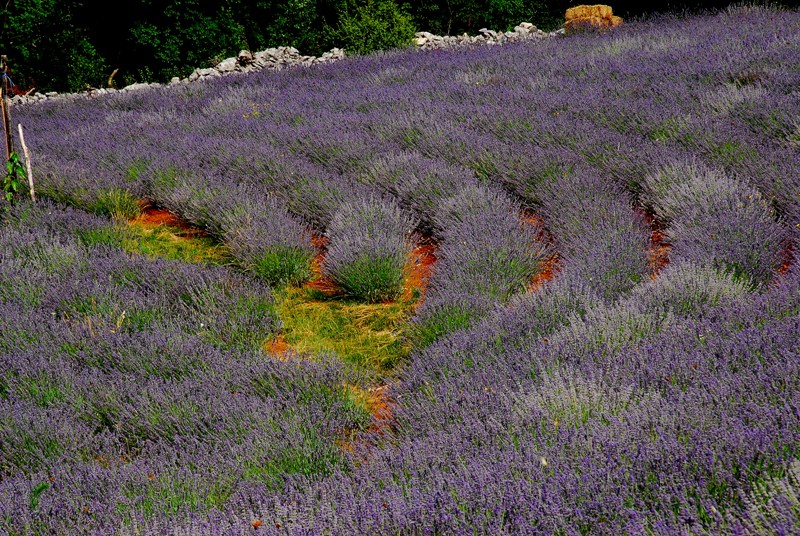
<box><xmin>77</xmin><ymin>226</ymin><xmax>128</xmax><ymax>248</ymax></box>
<box><xmin>271</xmin><ymin>285</ymin><xmax>413</xmax><ymax>373</ymax></box>
<box><xmin>118</xmin><ymin>472</ymin><xmax>235</xmax><ymax>521</ymax></box>
<box><xmin>242</xmin><ymin>426</ymin><xmax>346</xmax><ymax>490</ymax></box>
<box><xmin>123</xmin><ymin>221</ymin><xmax>230</xmax><ymax>265</ymax></box>
<box><xmin>18</xmin><ymin>376</ymin><xmax>67</xmax><ymax>408</ymax></box>
<box><xmin>328</xmin><ymin>254</ymin><xmax>405</xmax><ymax>303</ymax></box>
<box><xmin>90</xmin><ymin>189</ymin><xmax>142</xmax><ymax>220</ymax></box>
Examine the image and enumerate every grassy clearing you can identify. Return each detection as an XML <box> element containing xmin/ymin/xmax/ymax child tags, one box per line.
<box><xmin>122</xmin><ymin>221</ymin><xmax>230</xmax><ymax>265</ymax></box>
<box><xmin>78</xmin><ymin>219</ymin><xmax>229</xmax><ymax>265</ymax></box>
<box><xmin>270</xmin><ymin>285</ymin><xmax>413</xmax><ymax>374</ymax></box>
<box><xmin>267</xmin><ymin>241</ymin><xmax>434</xmax><ymax>375</ymax></box>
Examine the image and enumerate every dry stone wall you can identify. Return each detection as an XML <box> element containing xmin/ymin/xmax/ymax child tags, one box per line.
<box><xmin>11</xmin><ymin>23</ymin><xmax>562</xmax><ymax>106</ymax></box>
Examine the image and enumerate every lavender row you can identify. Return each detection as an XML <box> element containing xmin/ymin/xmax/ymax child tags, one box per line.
<box><xmin>149</xmin><ymin>170</ymin><xmax>315</xmax><ymax>287</ymax></box>
<box><xmin>140</xmin><ymin>125</ymin><xmax>418</xmax><ymax>299</ymax></box>
<box><xmin>411</xmin><ymin>199</ymin><xmax>547</xmax><ymax>346</ymax></box>
<box><xmin>1</xmin><ymin>201</ymin><xmax>280</xmax><ymax>350</ymax></box>
<box><xmin>536</xmin><ymin>165</ymin><xmax>651</xmax><ymax>302</ymax></box>
<box><xmin>353</xmin><ymin>148</ymin><xmax>550</xmax><ymax>341</ymax></box>
<box><xmin>642</xmin><ymin>160</ymin><xmax>786</xmax><ymax>287</ymax></box>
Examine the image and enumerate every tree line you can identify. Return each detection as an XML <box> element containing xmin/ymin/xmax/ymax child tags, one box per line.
<box><xmin>0</xmin><ymin>0</ymin><xmax>795</xmax><ymax>93</ymax></box>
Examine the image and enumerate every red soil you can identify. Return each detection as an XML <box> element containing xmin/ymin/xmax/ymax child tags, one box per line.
<box><xmin>363</xmin><ymin>384</ymin><xmax>396</xmax><ymax>444</ymax></box>
<box><xmin>648</xmin><ymin>229</ymin><xmax>671</xmax><ymax>279</ymax></box>
<box><xmin>636</xmin><ymin>208</ymin><xmax>671</xmax><ymax>279</ymax></box>
<box><xmin>521</xmin><ymin>210</ymin><xmax>561</xmax><ymax>291</ymax></box>
<box><xmin>402</xmin><ymin>237</ymin><xmax>437</xmax><ymax>305</ymax></box>
<box><xmin>778</xmin><ymin>240</ymin><xmax>795</xmax><ymax>276</ymax></box>
<box><xmin>364</xmin><ymin>384</ymin><xmax>395</xmax><ymax>433</ymax></box>
<box><xmin>528</xmin><ymin>254</ymin><xmax>560</xmax><ymax>292</ymax></box>
<box><xmin>338</xmin><ymin>383</ymin><xmax>396</xmax><ymax>455</ymax></box>
<box><xmin>132</xmin><ymin>199</ymin><xmax>208</xmax><ymax>237</ymax></box>
<box><xmin>306</xmin><ymin>233</ymin><xmax>340</xmax><ymax>296</ymax></box>
<box><xmin>520</xmin><ymin>211</ymin><xmax>549</xmax><ymax>242</ymax></box>
<box><xmin>264</xmin><ymin>335</ymin><xmax>292</xmax><ymax>359</ymax></box>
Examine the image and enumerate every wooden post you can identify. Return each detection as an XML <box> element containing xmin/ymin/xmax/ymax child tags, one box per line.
<box><xmin>17</xmin><ymin>123</ymin><xmax>34</xmax><ymax>202</ymax></box>
<box><xmin>1</xmin><ymin>55</ymin><xmax>14</xmax><ymax>160</ymax></box>
<box><xmin>108</xmin><ymin>68</ymin><xmax>119</xmax><ymax>88</ymax></box>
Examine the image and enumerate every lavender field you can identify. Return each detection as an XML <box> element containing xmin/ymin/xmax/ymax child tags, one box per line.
<box><xmin>2</xmin><ymin>4</ymin><xmax>800</xmax><ymax>534</ymax></box>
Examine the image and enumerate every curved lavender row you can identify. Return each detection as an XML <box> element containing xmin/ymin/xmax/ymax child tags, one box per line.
<box><xmin>405</xmin><ymin>258</ymin><xmax>752</xmax><ymax>398</ymax></box>
<box><xmin>643</xmin><ymin>161</ymin><xmax>786</xmax><ymax>287</ymax></box>
<box><xmin>353</xmin><ymin>147</ymin><xmax>550</xmax><ymax>340</ymax></box>
<box><xmin>537</xmin><ymin>166</ymin><xmax>651</xmax><ymax>301</ymax></box>
<box><xmin>354</xmin><ymin>148</ymin><xmax>643</xmax><ymax>345</ymax></box>
<box><xmin>394</xmin><ymin>261</ymin><xmax>753</xmax><ymax>445</ymax></box>
<box><xmin>227</xmin><ymin>138</ymin><xmax>376</xmax><ymax>233</ymax></box>
<box><xmin>14</xmin><ymin>97</ymin><xmax>177</xmax><ymax>216</ymax></box>
<box><xmin>323</xmin><ymin>198</ymin><xmax>416</xmax><ymax>302</ymax></box>
<box><xmin>411</xmin><ymin>183</ymin><xmax>549</xmax><ymax>346</ymax></box>
<box><xmin>1</xmin><ymin>202</ymin><xmax>281</xmax><ymax>350</ymax></box>
<box><xmin>149</xmin><ymin>170</ymin><xmax>316</xmax><ymax>286</ymax></box>
<box><xmin>358</xmin><ymin>151</ymin><xmax>478</xmax><ymax>237</ymax></box>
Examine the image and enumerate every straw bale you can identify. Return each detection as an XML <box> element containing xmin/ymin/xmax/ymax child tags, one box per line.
<box><xmin>565</xmin><ymin>5</ymin><xmax>613</xmax><ymax>21</ymax></box>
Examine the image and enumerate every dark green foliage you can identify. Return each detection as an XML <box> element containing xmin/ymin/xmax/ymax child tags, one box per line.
<box><xmin>3</xmin><ymin>152</ymin><xmax>25</xmax><ymax>203</ymax></box>
<box><xmin>88</xmin><ymin>189</ymin><xmax>141</xmax><ymax>220</ymax></box>
<box><xmin>3</xmin><ymin>0</ymin><xmax>563</xmax><ymax>92</ymax></box>
<box><xmin>120</xmin><ymin>2</ymin><xmax>248</xmax><ymax>84</ymax></box>
<box><xmin>333</xmin><ymin>0</ymin><xmax>416</xmax><ymax>55</ymax></box>
<box><xmin>0</xmin><ymin>0</ymin><xmax>108</xmax><ymax>92</ymax></box>
<box><xmin>411</xmin><ymin>0</ymin><xmax>561</xmax><ymax>36</ymax></box>
<box><xmin>254</xmin><ymin>0</ymin><xmax>329</xmax><ymax>56</ymax></box>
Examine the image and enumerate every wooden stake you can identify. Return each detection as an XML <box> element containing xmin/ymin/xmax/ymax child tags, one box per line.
<box><xmin>17</xmin><ymin>123</ymin><xmax>34</xmax><ymax>202</ymax></box>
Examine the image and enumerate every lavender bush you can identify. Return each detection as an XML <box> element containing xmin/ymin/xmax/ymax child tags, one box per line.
<box><xmin>538</xmin><ymin>167</ymin><xmax>651</xmax><ymax>301</ymax></box>
<box><xmin>150</xmin><ymin>172</ymin><xmax>315</xmax><ymax>286</ymax></box>
<box><xmin>323</xmin><ymin>198</ymin><xmax>415</xmax><ymax>302</ymax></box>
<box><xmin>431</xmin><ymin>182</ymin><xmax>520</xmax><ymax>238</ymax></box>
<box><xmin>412</xmin><ymin>208</ymin><xmax>548</xmax><ymax>346</ymax></box>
